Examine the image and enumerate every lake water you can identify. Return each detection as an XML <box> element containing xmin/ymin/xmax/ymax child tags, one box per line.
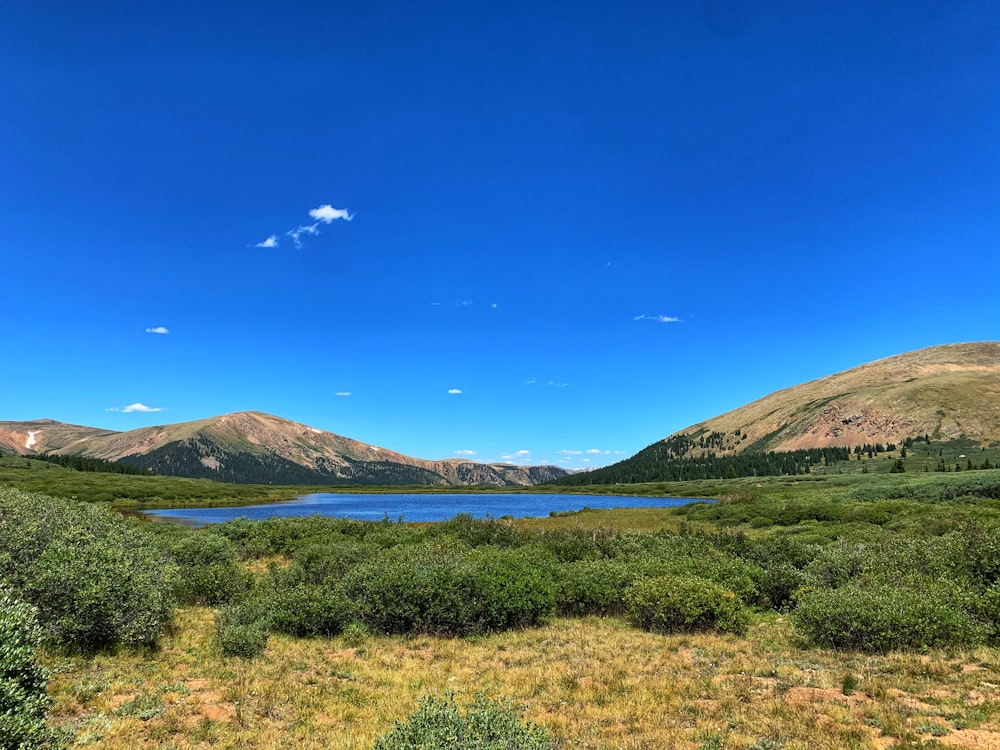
<box><xmin>140</xmin><ymin>492</ymin><xmax>709</xmax><ymax>527</ymax></box>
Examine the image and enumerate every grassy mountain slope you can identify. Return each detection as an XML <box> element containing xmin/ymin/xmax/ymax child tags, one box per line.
<box><xmin>555</xmin><ymin>342</ymin><xmax>1000</xmax><ymax>485</ymax></box>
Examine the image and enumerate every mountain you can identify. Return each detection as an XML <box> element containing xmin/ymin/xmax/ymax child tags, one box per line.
<box><xmin>0</xmin><ymin>411</ymin><xmax>568</xmax><ymax>486</ymax></box>
<box><xmin>553</xmin><ymin>342</ymin><xmax>1000</xmax><ymax>484</ymax></box>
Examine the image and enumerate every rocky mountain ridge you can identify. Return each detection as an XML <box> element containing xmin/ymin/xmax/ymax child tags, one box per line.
<box><xmin>0</xmin><ymin>411</ymin><xmax>567</xmax><ymax>487</ymax></box>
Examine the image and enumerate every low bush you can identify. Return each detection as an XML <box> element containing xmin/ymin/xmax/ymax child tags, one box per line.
<box><xmin>345</xmin><ymin>545</ymin><xmax>553</xmax><ymax>636</ymax></box>
<box><xmin>168</xmin><ymin>533</ymin><xmax>249</xmax><ymax>606</ymax></box>
<box><xmin>0</xmin><ymin>585</ymin><xmax>57</xmax><ymax>749</ymax></box>
<box><xmin>215</xmin><ymin>601</ymin><xmax>269</xmax><ymax>659</ymax></box>
<box><xmin>289</xmin><ymin>541</ymin><xmax>374</xmax><ymax>585</ymax></box>
<box><xmin>792</xmin><ymin>582</ymin><xmax>988</xmax><ymax>652</ymax></box>
<box><xmin>429</xmin><ymin>514</ymin><xmax>522</xmax><ymax>549</ymax></box>
<box><xmin>266</xmin><ymin>584</ymin><xmax>354</xmax><ymax>637</ymax></box>
<box><xmin>552</xmin><ymin>560</ymin><xmax>635</xmax><ymax>616</ymax></box>
<box><xmin>372</xmin><ymin>692</ymin><xmax>557</xmax><ymax>750</ymax></box>
<box><xmin>625</xmin><ymin>575</ymin><xmax>750</xmax><ymax>635</ymax></box>
<box><xmin>0</xmin><ymin>488</ymin><xmax>177</xmax><ymax>651</ymax></box>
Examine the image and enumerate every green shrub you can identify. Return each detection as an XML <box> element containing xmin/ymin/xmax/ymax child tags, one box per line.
<box><xmin>530</xmin><ymin>528</ymin><xmax>604</xmax><ymax>562</ymax></box>
<box><xmin>290</xmin><ymin>542</ymin><xmax>374</xmax><ymax>585</ymax></box>
<box><xmin>267</xmin><ymin>584</ymin><xmax>354</xmax><ymax>637</ymax></box>
<box><xmin>372</xmin><ymin>692</ymin><xmax>556</xmax><ymax>750</ymax></box>
<box><xmin>169</xmin><ymin>533</ymin><xmax>249</xmax><ymax>606</ymax></box>
<box><xmin>755</xmin><ymin>560</ymin><xmax>808</xmax><ymax>610</ymax></box>
<box><xmin>430</xmin><ymin>514</ymin><xmax>522</xmax><ymax>549</ymax></box>
<box><xmin>0</xmin><ymin>488</ymin><xmax>177</xmax><ymax>651</ymax></box>
<box><xmin>625</xmin><ymin>575</ymin><xmax>750</xmax><ymax>635</ymax></box>
<box><xmin>792</xmin><ymin>582</ymin><xmax>988</xmax><ymax>652</ymax></box>
<box><xmin>0</xmin><ymin>586</ymin><xmax>57</xmax><ymax>749</ymax></box>
<box><xmin>345</xmin><ymin>545</ymin><xmax>553</xmax><ymax>636</ymax></box>
<box><xmin>552</xmin><ymin>560</ymin><xmax>635</xmax><ymax>616</ymax></box>
<box><xmin>215</xmin><ymin>601</ymin><xmax>269</xmax><ymax>659</ymax></box>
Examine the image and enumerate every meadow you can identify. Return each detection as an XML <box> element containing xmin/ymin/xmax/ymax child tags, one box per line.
<box><xmin>2</xmin><ymin>461</ymin><xmax>1000</xmax><ymax>748</ymax></box>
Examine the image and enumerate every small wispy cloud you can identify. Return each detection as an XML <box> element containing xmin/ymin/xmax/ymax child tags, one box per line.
<box><xmin>585</xmin><ymin>448</ymin><xmax>602</xmax><ymax>454</ymax></box>
<box><xmin>448</xmin><ymin>388</ymin><xmax>463</xmax><ymax>394</ymax></box>
<box><xmin>525</xmin><ymin>379</ymin><xmax>537</xmax><ymax>384</ymax></box>
<box><xmin>256</xmin><ymin>204</ymin><xmax>353</xmax><ymax>249</ymax></box>
<box><xmin>452</xmin><ymin>299</ymin><xmax>473</xmax><ymax>307</ymax></box>
<box><xmin>515</xmin><ymin>449</ymin><xmax>531</xmax><ymax>456</ymax></box>
<box><xmin>144</xmin><ymin>326</ymin><xmax>169</xmax><ymax>335</ymax></box>
<box><xmin>335</xmin><ymin>392</ymin><xmax>351</xmax><ymax>397</ymax></box>
<box><xmin>634</xmin><ymin>314</ymin><xmax>682</xmax><ymax>323</ymax></box>
<box><xmin>548</xmin><ymin>381</ymin><xmax>569</xmax><ymax>387</ymax></box>
<box><xmin>454</xmin><ymin>449</ymin><xmax>477</xmax><ymax>456</ymax></box>
<box><xmin>106</xmin><ymin>402</ymin><xmax>164</xmax><ymax>413</ymax></box>
<box><xmin>557</xmin><ymin>449</ymin><xmax>583</xmax><ymax>455</ymax></box>
<box><xmin>286</xmin><ymin>223</ymin><xmax>320</xmax><ymax>248</ymax></box>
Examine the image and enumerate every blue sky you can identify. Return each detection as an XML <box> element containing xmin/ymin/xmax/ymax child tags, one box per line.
<box><xmin>2</xmin><ymin>1</ymin><xmax>998</xmax><ymax>470</ymax></box>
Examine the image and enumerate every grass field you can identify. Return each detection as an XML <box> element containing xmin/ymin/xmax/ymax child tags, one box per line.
<box><xmin>47</xmin><ymin>608</ymin><xmax>999</xmax><ymax>749</ymax></box>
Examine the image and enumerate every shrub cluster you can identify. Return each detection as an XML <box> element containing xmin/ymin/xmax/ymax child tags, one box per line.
<box><xmin>792</xmin><ymin>532</ymin><xmax>998</xmax><ymax>651</ymax></box>
<box><xmin>167</xmin><ymin>532</ymin><xmax>249</xmax><ymax>606</ymax></box>
<box><xmin>792</xmin><ymin>583</ymin><xmax>987</xmax><ymax>652</ymax></box>
<box><xmin>0</xmin><ymin>488</ymin><xmax>177</xmax><ymax>651</ymax></box>
<box><xmin>625</xmin><ymin>575</ymin><xmax>750</xmax><ymax>635</ymax></box>
<box><xmin>172</xmin><ymin>503</ymin><xmax>1000</xmax><ymax>656</ymax></box>
<box><xmin>215</xmin><ymin>601</ymin><xmax>269</xmax><ymax>659</ymax></box>
<box><xmin>344</xmin><ymin>544</ymin><xmax>553</xmax><ymax>636</ymax></box>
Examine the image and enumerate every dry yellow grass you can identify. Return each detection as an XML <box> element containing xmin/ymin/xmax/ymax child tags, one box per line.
<box><xmin>45</xmin><ymin>608</ymin><xmax>1000</xmax><ymax>749</ymax></box>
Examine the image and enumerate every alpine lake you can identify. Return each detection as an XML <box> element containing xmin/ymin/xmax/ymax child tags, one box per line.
<box><xmin>140</xmin><ymin>492</ymin><xmax>708</xmax><ymax>527</ymax></box>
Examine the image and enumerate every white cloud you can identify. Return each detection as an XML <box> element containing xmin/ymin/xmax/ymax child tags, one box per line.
<box><xmin>335</xmin><ymin>392</ymin><xmax>351</xmax><ymax>397</ymax></box>
<box><xmin>106</xmin><ymin>402</ymin><xmax>163</xmax><ymax>413</ymax></box>
<box><xmin>448</xmin><ymin>389</ymin><xmax>463</xmax><ymax>394</ymax></box>
<box><xmin>309</xmin><ymin>204</ymin><xmax>354</xmax><ymax>223</ymax></box>
<box><xmin>525</xmin><ymin>379</ymin><xmax>537</xmax><ymax>384</ymax></box>
<box><xmin>452</xmin><ymin>299</ymin><xmax>473</xmax><ymax>307</ymax></box>
<box><xmin>144</xmin><ymin>326</ymin><xmax>169</xmax><ymax>335</ymax></box>
<box><xmin>585</xmin><ymin>448</ymin><xmax>602</xmax><ymax>454</ymax></box>
<box><xmin>548</xmin><ymin>381</ymin><xmax>568</xmax><ymax>387</ymax></box>
<box><xmin>557</xmin><ymin>449</ymin><xmax>583</xmax><ymax>455</ymax></box>
<box><xmin>257</xmin><ymin>203</ymin><xmax>353</xmax><ymax>249</ymax></box>
<box><xmin>634</xmin><ymin>314</ymin><xmax>682</xmax><ymax>323</ymax></box>
<box><xmin>491</xmin><ymin>303</ymin><xmax>497</xmax><ymax>309</ymax></box>
<box><xmin>286</xmin><ymin>223</ymin><xmax>320</xmax><ymax>248</ymax></box>
<box><xmin>454</xmin><ymin>449</ymin><xmax>477</xmax><ymax>456</ymax></box>
<box><xmin>515</xmin><ymin>449</ymin><xmax>531</xmax><ymax>456</ymax></box>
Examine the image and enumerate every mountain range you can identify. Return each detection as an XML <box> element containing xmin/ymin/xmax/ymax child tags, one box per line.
<box><xmin>3</xmin><ymin>342</ymin><xmax>998</xmax><ymax>487</ymax></box>
<box><xmin>0</xmin><ymin>411</ymin><xmax>568</xmax><ymax>486</ymax></box>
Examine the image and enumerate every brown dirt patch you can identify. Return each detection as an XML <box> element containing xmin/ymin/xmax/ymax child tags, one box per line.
<box><xmin>785</xmin><ymin>686</ymin><xmax>870</xmax><ymax>706</ymax></box>
<box><xmin>939</xmin><ymin>729</ymin><xmax>1000</xmax><ymax>748</ymax></box>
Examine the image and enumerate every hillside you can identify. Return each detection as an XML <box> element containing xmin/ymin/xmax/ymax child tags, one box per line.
<box><xmin>0</xmin><ymin>411</ymin><xmax>567</xmax><ymax>487</ymax></box>
<box><xmin>555</xmin><ymin>342</ymin><xmax>1000</xmax><ymax>484</ymax></box>
<box><xmin>0</xmin><ymin>419</ymin><xmax>116</xmax><ymax>456</ymax></box>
